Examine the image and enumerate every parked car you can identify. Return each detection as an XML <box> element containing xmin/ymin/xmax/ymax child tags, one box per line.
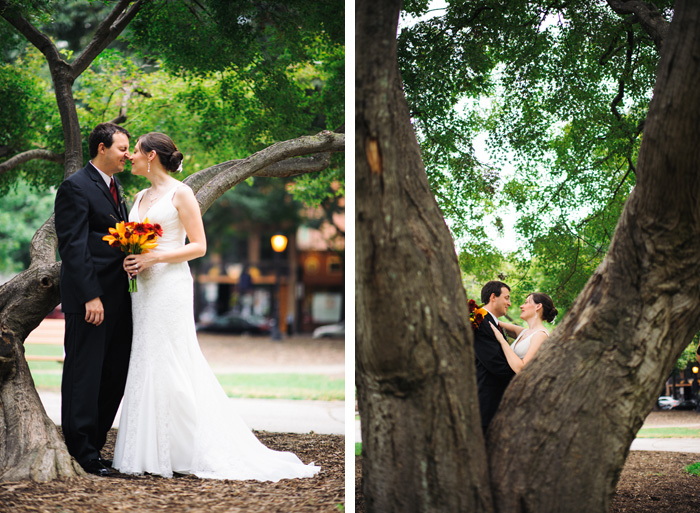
<box><xmin>196</xmin><ymin>313</ymin><xmax>270</xmax><ymax>335</ymax></box>
<box><xmin>672</xmin><ymin>398</ymin><xmax>699</xmax><ymax>411</ymax></box>
<box><xmin>657</xmin><ymin>396</ymin><xmax>681</xmax><ymax>410</ymax></box>
<box><xmin>312</xmin><ymin>321</ymin><xmax>345</xmax><ymax>339</ymax></box>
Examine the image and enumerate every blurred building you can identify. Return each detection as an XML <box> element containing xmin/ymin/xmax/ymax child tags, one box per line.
<box><xmin>195</xmin><ymin>200</ymin><xmax>344</xmax><ymax>335</ymax></box>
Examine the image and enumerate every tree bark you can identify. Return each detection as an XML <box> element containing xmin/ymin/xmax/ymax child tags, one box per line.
<box><xmin>606</xmin><ymin>0</ymin><xmax>670</xmax><ymax>48</ymax></box>
<box><xmin>0</xmin><ymin>150</ymin><xmax>64</xmax><ymax>177</ymax></box>
<box><xmin>356</xmin><ymin>1</ymin><xmax>492</xmax><ymax>512</ymax></box>
<box><xmin>486</xmin><ymin>2</ymin><xmax>700</xmax><ymax>511</ymax></box>
<box><xmin>0</xmin><ymin>264</ymin><xmax>84</xmax><ymax>481</ymax></box>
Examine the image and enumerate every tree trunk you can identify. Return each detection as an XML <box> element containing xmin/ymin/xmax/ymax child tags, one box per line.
<box><xmin>355</xmin><ymin>1</ymin><xmax>492</xmax><ymax>512</ymax></box>
<box><xmin>0</xmin><ymin>263</ymin><xmax>84</xmax><ymax>481</ymax></box>
<box><xmin>488</xmin><ymin>2</ymin><xmax>700</xmax><ymax>511</ymax></box>
<box><xmin>52</xmin><ymin>72</ymin><xmax>82</xmax><ymax>177</ymax></box>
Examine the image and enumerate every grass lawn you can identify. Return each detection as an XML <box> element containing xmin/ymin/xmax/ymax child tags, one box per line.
<box><xmin>636</xmin><ymin>427</ymin><xmax>700</xmax><ymax>438</ymax></box>
<box><xmin>25</xmin><ymin>345</ymin><xmax>344</xmax><ymax>401</ymax></box>
<box><xmin>215</xmin><ymin>373</ymin><xmax>344</xmax><ymax>401</ymax></box>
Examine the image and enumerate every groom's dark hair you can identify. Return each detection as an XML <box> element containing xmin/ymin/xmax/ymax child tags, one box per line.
<box><xmin>481</xmin><ymin>280</ymin><xmax>510</xmax><ymax>304</ymax></box>
<box><xmin>88</xmin><ymin>123</ymin><xmax>131</xmax><ymax>158</ymax></box>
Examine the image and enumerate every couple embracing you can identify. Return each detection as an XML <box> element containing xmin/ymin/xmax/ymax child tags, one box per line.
<box><xmin>473</xmin><ymin>280</ymin><xmax>558</xmax><ymax>432</ymax></box>
<box><xmin>54</xmin><ymin>123</ymin><xmax>319</xmax><ymax>480</ymax></box>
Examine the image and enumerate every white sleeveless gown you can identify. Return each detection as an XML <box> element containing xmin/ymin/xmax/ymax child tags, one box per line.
<box><xmin>510</xmin><ymin>328</ymin><xmax>549</xmax><ymax>359</ymax></box>
<box><xmin>113</xmin><ymin>184</ymin><xmax>320</xmax><ymax>481</ymax></box>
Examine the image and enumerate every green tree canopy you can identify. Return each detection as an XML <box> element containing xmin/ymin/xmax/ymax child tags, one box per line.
<box><xmin>398</xmin><ymin>0</ymin><xmax>672</xmax><ymax>312</ymax></box>
<box><xmin>0</xmin><ymin>0</ymin><xmax>344</xmax><ymax>205</ymax></box>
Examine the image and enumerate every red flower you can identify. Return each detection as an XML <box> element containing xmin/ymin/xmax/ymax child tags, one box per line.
<box><xmin>468</xmin><ymin>299</ymin><xmax>487</xmax><ymax>331</ymax></box>
<box><xmin>133</xmin><ymin>223</ymin><xmax>150</xmax><ymax>235</ymax></box>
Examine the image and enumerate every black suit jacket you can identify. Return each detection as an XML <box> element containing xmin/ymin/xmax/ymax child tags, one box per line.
<box><xmin>55</xmin><ymin>163</ymin><xmax>129</xmax><ymax>313</ymax></box>
<box><xmin>473</xmin><ymin>312</ymin><xmax>516</xmax><ymax>429</ymax></box>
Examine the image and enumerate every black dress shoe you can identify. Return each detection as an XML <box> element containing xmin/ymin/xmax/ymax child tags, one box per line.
<box><xmin>82</xmin><ymin>459</ymin><xmax>111</xmax><ymax>477</ymax></box>
<box><xmin>99</xmin><ymin>457</ymin><xmax>113</xmax><ymax>468</ymax></box>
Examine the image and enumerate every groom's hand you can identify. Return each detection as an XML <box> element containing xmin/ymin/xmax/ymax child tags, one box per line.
<box><xmin>85</xmin><ymin>297</ymin><xmax>104</xmax><ymax>326</ymax></box>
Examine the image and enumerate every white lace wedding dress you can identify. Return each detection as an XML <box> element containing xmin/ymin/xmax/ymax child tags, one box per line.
<box><xmin>113</xmin><ymin>184</ymin><xmax>320</xmax><ymax>481</ymax></box>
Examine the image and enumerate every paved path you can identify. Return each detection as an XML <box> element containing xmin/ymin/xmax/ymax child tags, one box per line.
<box><xmin>630</xmin><ymin>438</ymin><xmax>700</xmax><ymax>453</ymax></box>
<box><xmin>39</xmin><ymin>390</ymin><xmax>344</xmax><ymax>435</ymax></box>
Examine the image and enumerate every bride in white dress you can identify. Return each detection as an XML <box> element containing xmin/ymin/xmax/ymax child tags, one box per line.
<box><xmin>489</xmin><ymin>293</ymin><xmax>558</xmax><ymax>373</ymax></box>
<box><xmin>113</xmin><ymin>132</ymin><xmax>320</xmax><ymax>481</ymax></box>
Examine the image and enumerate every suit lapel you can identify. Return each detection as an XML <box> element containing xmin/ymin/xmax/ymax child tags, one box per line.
<box><xmin>113</xmin><ymin>176</ymin><xmax>128</xmax><ymax>221</ymax></box>
<box><xmin>86</xmin><ymin>163</ymin><xmax>123</xmax><ymax>220</ymax></box>
<box><xmin>488</xmin><ymin>312</ymin><xmax>505</xmax><ymax>337</ymax></box>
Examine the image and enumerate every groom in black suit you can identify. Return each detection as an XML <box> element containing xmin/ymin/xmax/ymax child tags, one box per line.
<box><xmin>54</xmin><ymin>123</ymin><xmax>133</xmax><ymax>476</ymax></box>
<box><xmin>473</xmin><ymin>280</ymin><xmax>515</xmax><ymax>433</ymax></box>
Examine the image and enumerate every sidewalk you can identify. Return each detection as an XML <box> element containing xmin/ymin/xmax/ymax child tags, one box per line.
<box><xmin>630</xmin><ymin>437</ymin><xmax>700</xmax><ymax>453</ymax></box>
<box><xmin>39</xmin><ymin>390</ymin><xmax>344</xmax><ymax>435</ymax></box>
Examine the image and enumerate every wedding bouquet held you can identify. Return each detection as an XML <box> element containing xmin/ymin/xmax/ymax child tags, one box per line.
<box><xmin>468</xmin><ymin>299</ymin><xmax>488</xmax><ymax>330</ymax></box>
<box><xmin>103</xmin><ymin>219</ymin><xmax>163</xmax><ymax>292</ymax></box>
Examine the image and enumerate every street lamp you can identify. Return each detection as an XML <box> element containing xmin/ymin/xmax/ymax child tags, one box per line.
<box><xmin>270</xmin><ymin>234</ymin><xmax>287</xmax><ymax>340</ymax></box>
<box><xmin>271</xmin><ymin>234</ymin><xmax>288</xmax><ymax>253</ymax></box>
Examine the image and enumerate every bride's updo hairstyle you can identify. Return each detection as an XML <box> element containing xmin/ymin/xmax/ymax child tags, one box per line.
<box><xmin>137</xmin><ymin>132</ymin><xmax>183</xmax><ymax>173</ymax></box>
<box><xmin>530</xmin><ymin>293</ymin><xmax>558</xmax><ymax>323</ymax></box>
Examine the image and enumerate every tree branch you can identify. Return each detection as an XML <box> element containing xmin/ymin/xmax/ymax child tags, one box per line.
<box><xmin>71</xmin><ymin>0</ymin><xmax>144</xmax><ymax>78</ymax></box>
<box><xmin>611</xmin><ymin>29</ymin><xmax>634</xmax><ymax>120</ymax></box>
<box><xmin>0</xmin><ymin>149</ymin><xmax>64</xmax><ymax>177</ymax></box>
<box><xmin>254</xmin><ymin>153</ymin><xmax>332</xmax><ymax>178</ymax></box>
<box><xmin>29</xmin><ymin>215</ymin><xmax>58</xmax><ymax>268</ymax></box>
<box><xmin>183</xmin><ymin>161</ymin><xmax>236</xmax><ymax>194</ymax></box>
<box><xmin>606</xmin><ymin>0</ymin><xmax>671</xmax><ymax>48</ymax></box>
<box><xmin>0</xmin><ymin>0</ymin><xmax>62</xmax><ymax>64</ymax></box>
<box><xmin>109</xmin><ymin>85</ymin><xmax>133</xmax><ymax>124</ymax></box>
<box><xmin>185</xmin><ymin>130</ymin><xmax>344</xmax><ymax>214</ymax></box>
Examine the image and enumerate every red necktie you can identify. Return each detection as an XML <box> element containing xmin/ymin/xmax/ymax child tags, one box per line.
<box><xmin>109</xmin><ymin>177</ymin><xmax>118</xmax><ymax>205</ymax></box>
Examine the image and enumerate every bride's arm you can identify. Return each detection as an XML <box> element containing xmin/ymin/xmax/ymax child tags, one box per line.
<box><xmin>499</xmin><ymin>320</ymin><xmax>525</xmax><ymax>339</ymax></box>
<box><xmin>489</xmin><ymin>322</ymin><xmax>524</xmax><ymax>373</ymax></box>
<box><xmin>522</xmin><ymin>332</ymin><xmax>548</xmax><ymax>366</ymax></box>
<box><xmin>126</xmin><ymin>186</ymin><xmax>206</xmax><ymax>272</ymax></box>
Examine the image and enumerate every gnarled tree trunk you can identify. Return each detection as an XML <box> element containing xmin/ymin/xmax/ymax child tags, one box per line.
<box><xmin>356</xmin><ymin>1</ymin><xmax>493</xmax><ymax>511</ymax></box>
<box><xmin>0</xmin><ymin>261</ymin><xmax>84</xmax><ymax>481</ymax></box>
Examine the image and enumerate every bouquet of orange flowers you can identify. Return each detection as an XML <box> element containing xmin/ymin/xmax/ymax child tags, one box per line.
<box><xmin>468</xmin><ymin>299</ymin><xmax>487</xmax><ymax>330</ymax></box>
<box><xmin>103</xmin><ymin>218</ymin><xmax>163</xmax><ymax>292</ymax></box>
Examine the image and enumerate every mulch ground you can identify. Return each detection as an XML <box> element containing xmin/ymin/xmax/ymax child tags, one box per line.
<box><xmin>355</xmin><ymin>452</ymin><xmax>700</xmax><ymax>512</ymax></box>
<box><xmin>355</xmin><ymin>410</ymin><xmax>700</xmax><ymax>512</ymax></box>
<box><xmin>1</xmin><ymin>428</ymin><xmax>343</xmax><ymax>513</ymax></box>
<box><xmin>610</xmin><ymin>451</ymin><xmax>700</xmax><ymax>512</ymax></box>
